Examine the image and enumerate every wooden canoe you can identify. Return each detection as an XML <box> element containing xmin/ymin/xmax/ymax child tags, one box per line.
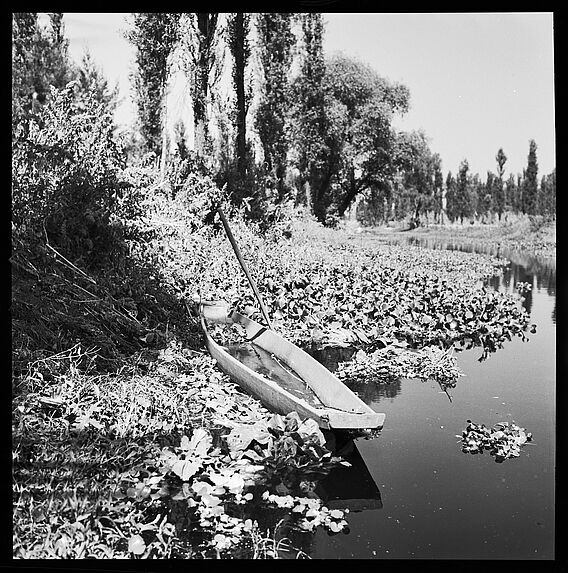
<box><xmin>198</xmin><ymin>302</ymin><xmax>385</xmax><ymax>431</ymax></box>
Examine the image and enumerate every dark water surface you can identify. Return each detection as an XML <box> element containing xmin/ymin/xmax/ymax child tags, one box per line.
<box><xmin>307</xmin><ymin>237</ymin><xmax>556</xmax><ymax>559</ymax></box>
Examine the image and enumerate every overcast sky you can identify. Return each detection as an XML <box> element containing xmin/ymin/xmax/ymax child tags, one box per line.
<box><xmin>63</xmin><ymin>12</ymin><xmax>556</xmax><ymax>178</ymax></box>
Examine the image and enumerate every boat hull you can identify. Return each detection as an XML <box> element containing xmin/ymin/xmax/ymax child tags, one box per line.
<box><xmin>199</xmin><ymin>305</ymin><xmax>385</xmax><ymax>431</ymax></box>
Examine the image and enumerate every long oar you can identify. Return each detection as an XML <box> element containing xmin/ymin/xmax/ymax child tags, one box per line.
<box><xmin>216</xmin><ymin>205</ymin><xmax>273</xmax><ymax>330</ymax></box>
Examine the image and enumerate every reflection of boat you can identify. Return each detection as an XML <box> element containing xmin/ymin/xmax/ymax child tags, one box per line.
<box><xmin>315</xmin><ymin>438</ymin><xmax>382</xmax><ymax>512</ymax></box>
<box><xmin>198</xmin><ymin>302</ymin><xmax>385</xmax><ymax>431</ymax></box>
<box><xmin>250</xmin><ymin>437</ymin><xmax>382</xmax><ymax>558</ymax></box>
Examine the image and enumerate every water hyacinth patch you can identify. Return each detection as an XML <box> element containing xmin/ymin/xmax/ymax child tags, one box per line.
<box><xmin>515</xmin><ymin>281</ymin><xmax>532</xmax><ymax>294</ymax></box>
<box><xmin>111</xmin><ymin>411</ymin><xmax>351</xmax><ymax>557</ymax></box>
<box><xmin>217</xmin><ymin>412</ymin><xmax>344</xmax><ymax>498</ymax></box>
<box><xmin>160</xmin><ymin>206</ymin><xmax>534</xmax><ymax>361</ymax></box>
<box><xmin>458</xmin><ymin>420</ymin><xmax>533</xmax><ymax>462</ymax></box>
<box><xmin>336</xmin><ymin>344</ymin><xmax>464</xmax><ymax>391</ymax></box>
<box><xmin>261</xmin><ymin>491</ymin><xmax>349</xmax><ymax>534</ymax></box>
<box><xmin>211</xmin><ymin>236</ymin><xmax>534</xmax><ymax>360</ymax></box>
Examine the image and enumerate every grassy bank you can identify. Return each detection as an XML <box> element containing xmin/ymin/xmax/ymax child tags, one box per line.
<box><xmin>353</xmin><ymin>215</ymin><xmax>556</xmax><ymax>260</ymax></box>
<box><xmin>13</xmin><ymin>175</ymin><xmax>538</xmax><ymax>558</ymax></box>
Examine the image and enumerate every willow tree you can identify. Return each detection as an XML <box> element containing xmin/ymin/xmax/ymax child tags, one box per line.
<box><xmin>393</xmin><ymin>130</ymin><xmax>441</xmax><ymax>226</ymax></box>
<box><xmin>317</xmin><ymin>53</ymin><xmax>410</xmax><ymax>223</ymax></box>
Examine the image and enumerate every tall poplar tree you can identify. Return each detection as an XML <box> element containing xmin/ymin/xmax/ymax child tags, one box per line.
<box><xmin>505</xmin><ymin>173</ymin><xmax>517</xmax><ymax>214</ymax></box>
<box><xmin>493</xmin><ymin>147</ymin><xmax>507</xmax><ymax>220</ymax></box>
<box><xmin>518</xmin><ymin>173</ymin><xmax>525</xmax><ymax>214</ymax></box>
<box><xmin>43</xmin><ymin>13</ymin><xmax>73</xmax><ymax>93</ymax></box>
<box><xmin>523</xmin><ymin>139</ymin><xmax>538</xmax><ymax>215</ymax></box>
<box><xmin>12</xmin><ymin>12</ymin><xmax>38</xmax><ymax>122</ymax></box>
<box><xmin>455</xmin><ymin>159</ymin><xmax>472</xmax><ymax>224</ymax></box>
<box><xmin>255</xmin><ymin>13</ymin><xmax>295</xmax><ymax>199</ymax></box>
<box><xmin>477</xmin><ymin>173</ymin><xmax>492</xmax><ymax>222</ymax></box>
<box><xmin>433</xmin><ymin>155</ymin><xmax>444</xmax><ymax>223</ymax></box>
<box><xmin>12</xmin><ymin>12</ymin><xmax>75</xmax><ymax>123</ymax></box>
<box><xmin>289</xmin><ymin>13</ymin><xmax>327</xmax><ymax>207</ymax></box>
<box><xmin>126</xmin><ymin>13</ymin><xmax>181</xmax><ymax>156</ymax></box>
<box><xmin>75</xmin><ymin>50</ymin><xmax>119</xmax><ymax>113</ymax></box>
<box><xmin>227</xmin><ymin>13</ymin><xmax>251</xmax><ymax>178</ymax></box>
<box><xmin>540</xmin><ymin>169</ymin><xmax>556</xmax><ymax>217</ymax></box>
<box><xmin>445</xmin><ymin>171</ymin><xmax>457</xmax><ymax>222</ymax></box>
<box><xmin>186</xmin><ymin>13</ymin><xmax>219</xmax><ymax>158</ymax></box>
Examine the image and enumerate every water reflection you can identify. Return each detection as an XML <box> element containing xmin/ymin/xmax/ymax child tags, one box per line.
<box><xmin>305</xmin><ymin>345</ymin><xmax>357</xmax><ymax>371</ymax></box>
<box><xmin>316</xmin><ymin>437</ymin><xmax>383</xmax><ymax>511</ymax></box>
<box><xmin>486</xmin><ymin>262</ymin><xmax>535</xmax><ymax>315</ymax></box>
<box><xmin>349</xmin><ymin>378</ymin><xmax>402</xmax><ymax>403</ymax></box>
<box><xmin>250</xmin><ymin>439</ymin><xmax>382</xmax><ymax>558</ymax></box>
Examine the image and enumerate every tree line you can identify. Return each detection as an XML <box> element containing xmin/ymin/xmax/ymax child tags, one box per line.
<box><xmin>358</xmin><ymin>140</ymin><xmax>555</xmax><ymax>228</ymax></box>
<box><xmin>123</xmin><ymin>12</ymin><xmax>413</xmax><ymax>226</ymax></box>
<box><xmin>12</xmin><ymin>12</ymin><xmax>555</xmax><ymax>230</ymax></box>
<box><xmin>441</xmin><ymin>142</ymin><xmax>556</xmax><ymax>227</ymax></box>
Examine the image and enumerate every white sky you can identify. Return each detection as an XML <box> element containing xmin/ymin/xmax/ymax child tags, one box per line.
<box><xmin>63</xmin><ymin>12</ymin><xmax>556</xmax><ymax>178</ymax></box>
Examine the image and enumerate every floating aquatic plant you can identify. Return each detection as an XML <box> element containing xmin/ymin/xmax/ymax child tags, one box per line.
<box><xmin>515</xmin><ymin>281</ymin><xmax>532</xmax><ymax>294</ymax></box>
<box><xmin>115</xmin><ymin>411</ymin><xmax>351</xmax><ymax>557</ymax></box>
<box><xmin>458</xmin><ymin>420</ymin><xmax>533</xmax><ymax>462</ymax></box>
<box><xmin>261</xmin><ymin>491</ymin><xmax>349</xmax><ymax>533</ymax></box>
<box><xmin>225</xmin><ymin>242</ymin><xmax>533</xmax><ymax>360</ymax></box>
<box><xmin>336</xmin><ymin>343</ymin><xmax>464</xmax><ymax>391</ymax></box>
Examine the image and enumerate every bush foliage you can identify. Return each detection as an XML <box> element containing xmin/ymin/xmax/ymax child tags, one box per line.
<box><xmin>12</xmin><ymin>84</ymin><xmax>128</xmax><ymax>267</ymax></box>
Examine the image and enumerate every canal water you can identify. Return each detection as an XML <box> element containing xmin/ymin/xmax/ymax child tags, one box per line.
<box><xmin>306</xmin><ymin>238</ymin><xmax>556</xmax><ymax>559</ymax></box>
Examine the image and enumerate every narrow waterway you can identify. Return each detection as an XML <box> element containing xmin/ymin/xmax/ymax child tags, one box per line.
<box><xmin>305</xmin><ymin>237</ymin><xmax>556</xmax><ymax>559</ymax></box>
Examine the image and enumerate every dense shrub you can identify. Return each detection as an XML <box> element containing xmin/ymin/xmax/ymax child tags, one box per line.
<box><xmin>165</xmin><ymin>150</ymin><xmax>211</xmax><ymax>200</ymax></box>
<box><xmin>12</xmin><ymin>83</ymin><xmax>129</xmax><ymax>268</ymax></box>
<box><xmin>11</xmin><ymin>85</ymin><xmax>197</xmax><ymax>365</ymax></box>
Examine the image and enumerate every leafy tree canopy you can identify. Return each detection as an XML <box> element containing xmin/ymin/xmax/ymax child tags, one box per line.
<box><xmin>318</xmin><ymin>53</ymin><xmax>410</xmax><ymax>221</ymax></box>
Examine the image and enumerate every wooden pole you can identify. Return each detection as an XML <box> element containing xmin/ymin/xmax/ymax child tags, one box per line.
<box><xmin>216</xmin><ymin>206</ymin><xmax>273</xmax><ymax>329</ymax></box>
